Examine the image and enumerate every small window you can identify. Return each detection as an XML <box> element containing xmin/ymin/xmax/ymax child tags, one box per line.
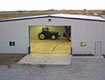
<box><xmin>9</xmin><ymin>41</ymin><xmax>15</xmax><ymax>46</ymax></box>
<box><xmin>80</xmin><ymin>42</ymin><xmax>86</xmax><ymax>47</ymax></box>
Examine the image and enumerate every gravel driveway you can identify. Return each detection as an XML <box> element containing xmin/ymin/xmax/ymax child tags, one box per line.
<box><xmin>0</xmin><ymin>57</ymin><xmax>105</xmax><ymax>80</ymax></box>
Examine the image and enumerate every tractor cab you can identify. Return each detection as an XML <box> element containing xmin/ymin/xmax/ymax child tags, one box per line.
<box><xmin>42</xmin><ymin>28</ymin><xmax>49</xmax><ymax>32</ymax></box>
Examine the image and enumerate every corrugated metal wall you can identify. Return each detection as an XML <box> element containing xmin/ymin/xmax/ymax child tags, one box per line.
<box><xmin>0</xmin><ymin>17</ymin><xmax>105</xmax><ymax>54</ymax></box>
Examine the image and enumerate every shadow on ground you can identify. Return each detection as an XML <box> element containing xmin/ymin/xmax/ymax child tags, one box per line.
<box><xmin>0</xmin><ymin>54</ymin><xmax>26</xmax><ymax>65</ymax></box>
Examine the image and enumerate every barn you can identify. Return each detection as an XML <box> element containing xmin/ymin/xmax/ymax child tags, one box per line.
<box><xmin>0</xmin><ymin>14</ymin><xmax>105</xmax><ymax>56</ymax></box>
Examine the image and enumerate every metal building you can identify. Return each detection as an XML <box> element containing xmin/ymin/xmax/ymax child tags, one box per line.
<box><xmin>0</xmin><ymin>14</ymin><xmax>105</xmax><ymax>55</ymax></box>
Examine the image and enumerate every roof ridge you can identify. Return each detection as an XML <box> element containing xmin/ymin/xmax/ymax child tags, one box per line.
<box><xmin>0</xmin><ymin>14</ymin><xmax>105</xmax><ymax>22</ymax></box>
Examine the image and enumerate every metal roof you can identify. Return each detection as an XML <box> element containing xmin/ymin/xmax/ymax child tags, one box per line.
<box><xmin>51</xmin><ymin>14</ymin><xmax>105</xmax><ymax>20</ymax></box>
<box><xmin>0</xmin><ymin>14</ymin><xmax>105</xmax><ymax>22</ymax></box>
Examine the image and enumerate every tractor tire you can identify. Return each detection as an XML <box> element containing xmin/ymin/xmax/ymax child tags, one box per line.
<box><xmin>68</xmin><ymin>37</ymin><xmax>71</xmax><ymax>42</ymax></box>
<box><xmin>38</xmin><ymin>33</ymin><xmax>46</xmax><ymax>40</ymax></box>
<box><xmin>51</xmin><ymin>35</ymin><xmax>57</xmax><ymax>40</ymax></box>
<box><xmin>67</xmin><ymin>33</ymin><xmax>71</xmax><ymax>42</ymax></box>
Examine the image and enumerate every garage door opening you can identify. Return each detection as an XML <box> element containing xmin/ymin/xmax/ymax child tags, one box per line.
<box><xmin>29</xmin><ymin>26</ymin><xmax>71</xmax><ymax>55</ymax></box>
<box><xmin>18</xmin><ymin>26</ymin><xmax>71</xmax><ymax>65</ymax></box>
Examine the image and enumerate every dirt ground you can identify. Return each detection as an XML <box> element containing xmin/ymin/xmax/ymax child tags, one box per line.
<box><xmin>0</xmin><ymin>54</ymin><xmax>26</xmax><ymax>65</ymax></box>
<box><xmin>0</xmin><ymin>10</ymin><xmax>105</xmax><ymax>20</ymax></box>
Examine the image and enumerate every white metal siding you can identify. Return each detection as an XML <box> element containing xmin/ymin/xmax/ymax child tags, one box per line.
<box><xmin>0</xmin><ymin>17</ymin><xmax>105</xmax><ymax>54</ymax></box>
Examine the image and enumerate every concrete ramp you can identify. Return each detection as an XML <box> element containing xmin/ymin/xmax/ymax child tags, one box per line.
<box><xmin>18</xmin><ymin>53</ymin><xmax>71</xmax><ymax>65</ymax></box>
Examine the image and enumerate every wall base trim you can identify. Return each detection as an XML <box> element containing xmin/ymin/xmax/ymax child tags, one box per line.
<box><xmin>72</xmin><ymin>54</ymin><xmax>94</xmax><ymax>56</ymax></box>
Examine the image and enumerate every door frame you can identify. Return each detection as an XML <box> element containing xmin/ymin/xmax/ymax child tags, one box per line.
<box><xmin>95</xmin><ymin>41</ymin><xmax>102</xmax><ymax>55</ymax></box>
